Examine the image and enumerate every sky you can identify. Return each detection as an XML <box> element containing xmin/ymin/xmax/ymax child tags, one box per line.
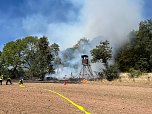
<box><xmin>0</xmin><ymin>0</ymin><xmax>151</xmax><ymax>50</ymax></box>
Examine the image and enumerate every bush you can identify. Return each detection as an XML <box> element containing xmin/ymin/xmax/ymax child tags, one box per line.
<box><xmin>128</xmin><ymin>68</ymin><xmax>141</xmax><ymax>78</ymax></box>
<box><xmin>99</xmin><ymin>64</ymin><xmax>120</xmax><ymax>81</ymax></box>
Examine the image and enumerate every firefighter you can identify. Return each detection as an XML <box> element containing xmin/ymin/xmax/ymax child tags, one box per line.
<box><xmin>6</xmin><ymin>76</ymin><xmax>12</xmax><ymax>85</ymax></box>
<box><xmin>19</xmin><ymin>73</ymin><xmax>24</xmax><ymax>85</ymax></box>
<box><xmin>0</xmin><ymin>75</ymin><xmax>3</xmax><ymax>85</ymax></box>
<box><xmin>19</xmin><ymin>79</ymin><xmax>23</xmax><ymax>85</ymax></box>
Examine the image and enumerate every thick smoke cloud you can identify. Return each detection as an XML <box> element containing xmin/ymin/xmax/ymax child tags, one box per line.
<box><xmin>22</xmin><ymin>0</ymin><xmax>143</xmax><ymax>50</ymax></box>
<box><xmin>21</xmin><ymin>0</ymin><xmax>144</xmax><ymax>78</ymax></box>
<box><xmin>48</xmin><ymin>0</ymin><xmax>142</xmax><ymax>47</ymax></box>
<box><xmin>80</xmin><ymin>0</ymin><xmax>143</xmax><ymax>46</ymax></box>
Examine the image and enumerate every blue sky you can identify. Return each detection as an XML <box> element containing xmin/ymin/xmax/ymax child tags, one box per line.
<box><xmin>0</xmin><ymin>0</ymin><xmax>151</xmax><ymax>50</ymax></box>
<box><xmin>143</xmin><ymin>0</ymin><xmax>152</xmax><ymax>18</ymax></box>
<box><xmin>0</xmin><ymin>0</ymin><xmax>80</xmax><ymax>46</ymax></box>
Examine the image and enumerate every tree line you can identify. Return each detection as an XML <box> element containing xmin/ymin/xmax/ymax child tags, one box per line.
<box><xmin>0</xmin><ymin>36</ymin><xmax>59</xmax><ymax>80</ymax></box>
<box><xmin>115</xmin><ymin>19</ymin><xmax>152</xmax><ymax>73</ymax></box>
<box><xmin>91</xmin><ymin>19</ymin><xmax>152</xmax><ymax>80</ymax></box>
<box><xmin>0</xmin><ymin>19</ymin><xmax>151</xmax><ymax>81</ymax></box>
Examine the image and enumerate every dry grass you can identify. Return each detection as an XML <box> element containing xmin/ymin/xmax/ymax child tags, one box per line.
<box><xmin>0</xmin><ymin>80</ymin><xmax>152</xmax><ymax>114</ymax></box>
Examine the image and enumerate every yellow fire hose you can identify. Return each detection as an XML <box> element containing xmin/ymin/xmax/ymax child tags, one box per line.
<box><xmin>19</xmin><ymin>84</ymin><xmax>90</xmax><ymax>114</ymax></box>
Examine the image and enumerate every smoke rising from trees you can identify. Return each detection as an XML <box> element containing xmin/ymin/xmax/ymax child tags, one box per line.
<box><xmin>22</xmin><ymin>0</ymin><xmax>144</xmax><ymax>50</ymax></box>
<box><xmin>44</xmin><ymin>0</ymin><xmax>143</xmax><ymax>48</ymax></box>
<box><xmin>21</xmin><ymin>0</ymin><xmax>144</xmax><ymax>78</ymax></box>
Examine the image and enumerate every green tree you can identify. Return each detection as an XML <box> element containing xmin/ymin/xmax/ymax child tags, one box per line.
<box><xmin>128</xmin><ymin>68</ymin><xmax>142</xmax><ymax>82</ymax></box>
<box><xmin>0</xmin><ymin>51</ymin><xmax>2</xmax><ymax>75</ymax></box>
<box><xmin>50</xmin><ymin>43</ymin><xmax>60</xmax><ymax>56</ymax></box>
<box><xmin>36</xmin><ymin>36</ymin><xmax>55</xmax><ymax>80</ymax></box>
<box><xmin>1</xmin><ymin>37</ymin><xmax>39</xmax><ymax>78</ymax></box>
<box><xmin>115</xmin><ymin>20</ymin><xmax>152</xmax><ymax>72</ymax></box>
<box><xmin>1</xmin><ymin>41</ymin><xmax>21</xmax><ymax>78</ymax></box>
<box><xmin>50</xmin><ymin>43</ymin><xmax>62</xmax><ymax>72</ymax></box>
<box><xmin>101</xmin><ymin>64</ymin><xmax>119</xmax><ymax>81</ymax></box>
<box><xmin>91</xmin><ymin>40</ymin><xmax>119</xmax><ymax>81</ymax></box>
<box><xmin>20</xmin><ymin>36</ymin><xmax>39</xmax><ymax>79</ymax></box>
<box><xmin>91</xmin><ymin>40</ymin><xmax>112</xmax><ymax>67</ymax></box>
<box><xmin>1</xmin><ymin>36</ymin><xmax>55</xmax><ymax>80</ymax></box>
<box><xmin>135</xmin><ymin>20</ymin><xmax>152</xmax><ymax>72</ymax></box>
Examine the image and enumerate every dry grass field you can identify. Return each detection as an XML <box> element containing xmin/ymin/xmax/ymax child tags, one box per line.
<box><xmin>0</xmin><ymin>79</ymin><xmax>152</xmax><ymax>114</ymax></box>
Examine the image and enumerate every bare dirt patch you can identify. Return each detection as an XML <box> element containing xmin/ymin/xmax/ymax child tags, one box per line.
<box><xmin>0</xmin><ymin>81</ymin><xmax>152</xmax><ymax>114</ymax></box>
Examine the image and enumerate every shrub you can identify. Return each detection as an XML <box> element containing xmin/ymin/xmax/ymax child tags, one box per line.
<box><xmin>128</xmin><ymin>68</ymin><xmax>142</xmax><ymax>78</ymax></box>
<box><xmin>99</xmin><ymin>64</ymin><xmax>120</xmax><ymax>81</ymax></box>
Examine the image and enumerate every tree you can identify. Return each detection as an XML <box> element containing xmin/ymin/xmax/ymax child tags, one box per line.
<box><xmin>1</xmin><ymin>41</ymin><xmax>21</xmax><ymax>78</ymax></box>
<box><xmin>91</xmin><ymin>40</ymin><xmax>112</xmax><ymax>67</ymax></box>
<box><xmin>128</xmin><ymin>68</ymin><xmax>141</xmax><ymax>82</ymax></box>
<box><xmin>0</xmin><ymin>37</ymin><xmax>39</xmax><ymax>78</ymax></box>
<box><xmin>0</xmin><ymin>51</ymin><xmax>3</xmax><ymax>75</ymax></box>
<box><xmin>21</xmin><ymin>36</ymin><xmax>39</xmax><ymax>79</ymax></box>
<box><xmin>36</xmin><ymin>36</ymin><xmax>55</xmax><ymax>80</ymax></box>
<box><xmin>1</xmin><ymin>36</ymin><xmax>55</xmax><ymax>80</ymax></box>
<box><xmin>115</xmin><ymin>20</ymin><xmax>152</xmax><ymax>72</ymax></box>
<box><xmin>50</xmin><ymin>43</ymin><xmax>62</xmax><ymax>73</ymax></box>
<box><xmin>50</xmin><ymin>43</ymin><xmax>60</xmax><ymax>56</ymax></box>
<box><xmin>90</xmin><ymin>40</ymin><xmax>119</xmax><ymax>81</ymax></box>
<box><xmin>115</xmin><ymin>44</ymin><xmax>137</xmax><ymax>72</ymax></box>
<box><xmin>101</xmin><ymin>64</ymin><xmax>119</xmax><ymax>81</ymax></box>
<box><xmin>135</xmin><ymin>20</ymin><xmax>152</xmax><ymax>72</ymax></box>
<box><xmin>73</xmin><ymin>38</ymin><xmax>90</xmax><ymax>50</ymax></box>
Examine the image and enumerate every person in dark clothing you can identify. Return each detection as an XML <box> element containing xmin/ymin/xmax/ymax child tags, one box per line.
<box><xmin>6</xmin><ymin>76</ymin><xmax>12</xmax><ymax>85</ymax></box>
<box><xmin>0</xmin><ymin>75</ymin><xmax>3</xmax><ymax>85</ymax></box>
<box><xmin>19</xmin><ymin>73</ymin><xmax>24</xmax><ymax>85</ymax></box>
<box><xmin>19</xmin><ymin>79</ymin><xmax>23</xmax><ymax>85</ymax></box>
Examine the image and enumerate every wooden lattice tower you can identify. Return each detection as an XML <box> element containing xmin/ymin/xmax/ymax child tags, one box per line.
<box><xmin>79</xmin><ymin>55</ymin><xmax>94</xmax><ymax>79</ymax></box>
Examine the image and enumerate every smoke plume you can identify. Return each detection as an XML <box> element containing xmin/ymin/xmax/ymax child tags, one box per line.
<box><xmin>22</xmin><ymin>0</ymin><xmax>144</xmax><ymax>78</ymax></box>
<box><xmin>46</xmin><ymin>0</ymin><xmax>143</xmax><ymax>49</ymax></box>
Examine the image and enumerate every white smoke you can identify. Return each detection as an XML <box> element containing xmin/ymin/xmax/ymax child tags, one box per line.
<box><xmin>46</xmin><ymin>0</ymin><xmax>143</xmax><ymax>49</ymax></box>
<box><xmin>0</xmin><ymin>44</ymin><xmax>3</xmax><ymax>51</ymax></box>
<box><xmin>81</xmin><ymin>0</ymin><xmax>143</xmax><ymax>45</ymax></box>
<box><xmin>54</xmin><ymin>0</ymin><xmax>143</xmax><ymax>78</ymax></box>
<box><xmin>22</xmin><ymin>0</ymin><xmax>143</xmax><ymax>50</ymax></box>
<box><xmin>21</xmin><ymin>0</ymin><xmax>144</xmax><ymax>79</ymax></box>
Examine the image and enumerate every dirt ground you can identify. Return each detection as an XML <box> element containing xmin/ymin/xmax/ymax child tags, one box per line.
<box><xmin>0</xmin><ymin>81</ymin><xmax>152</xmax><ymax>114</ymax></box>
